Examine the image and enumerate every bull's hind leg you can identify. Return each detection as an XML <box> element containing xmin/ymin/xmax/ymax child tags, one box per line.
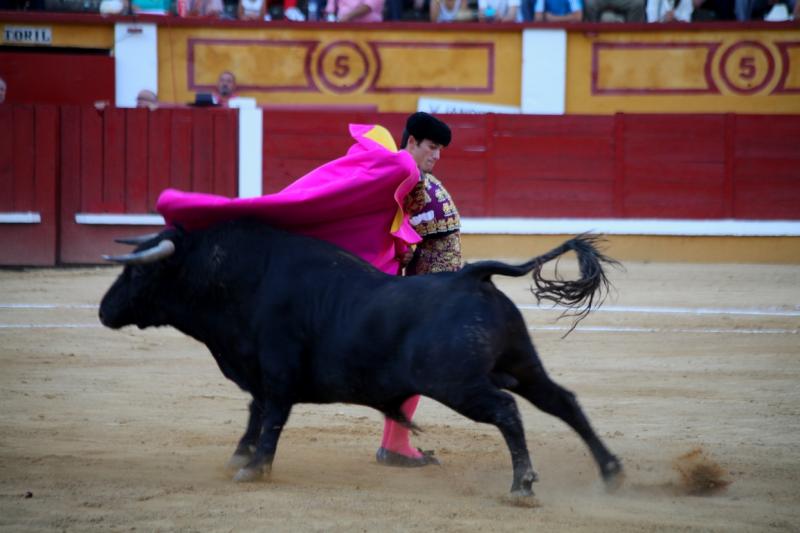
<box><xmin>438</xmin><ymin>384</ymin><xmax>537</xmax><ymax>496</ymax></box>
<box><xmin>513</xmin><ymin>366</ymin><xmax>623</xmax><ymax>489</ymax></box>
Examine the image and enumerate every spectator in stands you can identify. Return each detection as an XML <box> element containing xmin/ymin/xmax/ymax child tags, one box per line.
<box><xmin>736</xmin><ymin>0</ymin><xmax>795</xmax><ymax>19</ymax></box>
<box><xmin>0</xmin><ymin>77</ymin><xmax>6</xmax><ymax>105</ymax></box>
<box><xmin>239</xmin><ymin>0</ymin><xmax>267</xmax><ymax>18</ymax></box>
<box><xmin>530</xmin><ymin>0</ymin><xmax>582</xmax><ymax>20</ymax></box>
<box><xmin>93</xmin><ymin>89</ymin><xmax>157</xmax><ymax>112</ymax></box>
<box><xmin>131</xmin><ymin>0</ymin><xmax>171</xmax><ymax>13</ymax></box>
<box><xmin>583</xmin><ymin>0</ymin><xmax>645</xmax><ymax>21</ymax></box>
<box><xmin>646</xmin><ymin>0</ymin><xmax>693</xmax><ymax>20</ymax></box>
<box><xmin>136</xmin><ymin>89</ymin><xmax>159</xmax><ymax>110</ymax></box>
<box><xmin>430</xmin><ymin>0</ymin><xmax>475</xmax><ymax>20</ymax></box>
<box><xmin>477</xmin><ymin>0</ymin><xmax>520</xmax><ymax>21</ymax></box>
<box><xmin>274</xmin><ymin>0</ymin><xmax>307</xmax><ymax>20</ymax></box>
<box><xmin>691</xmin><ymin>0</ymin><xmax>734</xmax><ymax>19</ymax></box>
<box><xmin>386</xmin><ymin>0</ymin><xmax>428</xmax><ymax>20</ymax></box>
<box><xmin>213</xmin><ymin>71</ymin><xmax>239</xmax><ymax>107</ymax></box>
<box><xmin>324</xmin><ymin>0</ymin><xmax>385</xmax><ymax>20</ymax></box>
<box><xmin>187</xmin><ymin>0</ymin><xmax>224</xmax><ymax>16</ymax></box>
<box><xmin>99</xmin><ymin>0</ymin><xmax>127</xmax><ymax>14</ymax></box>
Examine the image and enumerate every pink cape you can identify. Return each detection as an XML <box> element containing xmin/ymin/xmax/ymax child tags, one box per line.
<box><xmin>156</xmin><ymin>124</ymin><xmax>422</xmax><ymax>275</ymax></box>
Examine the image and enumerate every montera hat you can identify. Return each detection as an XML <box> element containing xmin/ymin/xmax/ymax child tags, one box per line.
<box><xmin>403</xmin><ymin>112</ymin><xmax>451</xmax><ymax>147</ymax></box>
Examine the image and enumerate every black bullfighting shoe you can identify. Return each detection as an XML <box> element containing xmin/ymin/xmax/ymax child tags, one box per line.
<box><xmin>375</xmin><ymin>447</ymin><xmax>441</xmax><ymax>467</ymax></box>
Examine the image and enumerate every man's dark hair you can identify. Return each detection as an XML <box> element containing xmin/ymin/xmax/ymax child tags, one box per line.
<box><xmin>401</xmin><ymin>112</ymin><xmax>451</xmax><ymax>148</ymax></box>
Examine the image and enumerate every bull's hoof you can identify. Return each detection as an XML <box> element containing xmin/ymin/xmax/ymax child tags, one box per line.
<box><xmin>375</xmin><ymin>447</ymin><xmax>441</xmax><ymax>468</ymax></box>
<box><xmin>500</xmin><ymin>493</ymin><xmax>541</xmax><ymax>508</ymax></box>
<box><xmin>510</xmin><ymin>470</ymin><xmax>537</xmax><ymax>496</ymax></box>
<box><xmin>233</xmin><ymin>465</ymin><xmax>265</xmax><ymax>483</ymax></box>
<box><xmin>602</xmin><ymin>458</ymin><xmax>625</xmax><ymax>492</ymax></box>
<box><xmin>509</xmin><ymin>487</ymin><xmax>535</xmax><ymax>497</ymax></box>
<box><xmin>226</xmin><ymin>453</ymin><xmax>252</xmax><ymax>471</ymax></box>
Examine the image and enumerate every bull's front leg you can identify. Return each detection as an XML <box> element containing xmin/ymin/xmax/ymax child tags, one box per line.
<box><xmin>232</xmin><ymin>397</ymin><xmax>292</xmax><ymax>482</ymax></box>
<box><xmin>226</xmin><ymin>399</ymin><xmax>262</xmax><ymax>470</ymax></box>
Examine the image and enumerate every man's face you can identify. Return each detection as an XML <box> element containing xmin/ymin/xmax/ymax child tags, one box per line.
<box><xmin>406</xmin><ymin>136</ymin><xmax>442</xmax><ymax>173</ymax></box>
<box><xmin>217</xmin><ymin>73</ymin><xmax>236</xmax><ymax>97</ymax></box>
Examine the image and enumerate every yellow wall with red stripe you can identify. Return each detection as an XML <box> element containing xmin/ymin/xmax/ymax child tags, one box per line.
<box><xmin>4</xmin><ymin>15</ymin><xmax>798</xmax><ymax>114</ymax></box>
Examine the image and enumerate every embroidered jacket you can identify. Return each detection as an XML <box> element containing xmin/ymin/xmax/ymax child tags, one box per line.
<box><xmin>404</xmin><ymin>173</ymin><xmax>461</xmax><ymax>238</ymax></box>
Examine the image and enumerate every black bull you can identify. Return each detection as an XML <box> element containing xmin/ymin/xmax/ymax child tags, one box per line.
<box><xmin>99</xmin><ymin>218</ymin><xmax>623</xmax><ymax>496</ymax></box>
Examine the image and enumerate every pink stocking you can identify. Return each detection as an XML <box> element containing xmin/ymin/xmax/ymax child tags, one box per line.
<box><xmin>380</xmin><ymin>395</ymin><xmax>422</xmax><ymax>458</ymax></box>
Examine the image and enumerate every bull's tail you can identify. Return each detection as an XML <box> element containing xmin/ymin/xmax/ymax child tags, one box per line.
<box><xmin>461</xmin><ymin>234</ymin><xmax>620</xmax><ymax>332</ymax></box>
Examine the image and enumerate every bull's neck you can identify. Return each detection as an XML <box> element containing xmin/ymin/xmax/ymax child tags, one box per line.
<box><xmin>159</xmin><ymin>284</ymin><xmax>252</xmax><ymax>353</ymax></box>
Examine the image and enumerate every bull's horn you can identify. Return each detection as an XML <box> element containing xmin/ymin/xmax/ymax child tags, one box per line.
<box><xmin>114</xmin><ymin>232</ymin><xmax>161</xmax><ymax>245</ymax></box>
<box><xmin>102</xmin><ymin>240</ymin><xmax>175</xmax><ymax>264</ymax></box>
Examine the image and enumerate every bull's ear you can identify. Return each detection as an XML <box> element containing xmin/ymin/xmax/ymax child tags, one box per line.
<box><xmin>103</xmin><ymin>240</ymin><xmax>176</xmax><ymax>265</ymax></box>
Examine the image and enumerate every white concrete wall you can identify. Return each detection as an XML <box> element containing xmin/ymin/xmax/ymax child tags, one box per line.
<box><xmin>520</xmin><ymin>29</ymin><xmax>567</xmax><ymax>115</ymax></box>
<box><xmin>114</xmin><ymin>23</ymin><xmax>158</xmax><ymax>108</ymax></box>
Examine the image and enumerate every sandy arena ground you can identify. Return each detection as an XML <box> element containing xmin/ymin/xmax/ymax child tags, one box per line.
<box><xmin>1</xmin><ymin>256</ymin><xmax>799</xmax><ymax>532</ymax></box>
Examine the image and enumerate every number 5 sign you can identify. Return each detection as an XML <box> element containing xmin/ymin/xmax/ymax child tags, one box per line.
<box><xmin>316</xmin><ymin>40</ymin><xmax>371</xmax><ymax>93</ymax></box>
<box><xmin>718</xmin><ymin>41</ymin><xmax>776</xmax><ymax>95</ymax></box>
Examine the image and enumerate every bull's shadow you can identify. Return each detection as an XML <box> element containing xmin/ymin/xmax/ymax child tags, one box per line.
<box><xmin>99</xmin><ymin>218</ymin><xmax>623</xmax><ymax>497</ymax></box>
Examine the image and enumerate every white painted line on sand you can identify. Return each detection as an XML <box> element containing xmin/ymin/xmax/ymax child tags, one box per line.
<box><xmin>518</xmin><ymin>304</ymin><xmax>800</xmax><ymax>317</ymax></box>
<box><xmin>0</xmin><ymin>324</ymin><xmax>102</xmax><ymax>329</ymax></box>
<box><xmin>0</xmin><ymin>324</ymin><xmax>794</xmax><ymax>334</ymax></box>
<box><xmin>529</xmin><ymin>325</ymin><xmax>798</xmax><ymax>335</ymax></box>
<box><xmin>4</xmin><ymin>303</ymin><xmax>799</xmax><ymax>317</ymax></box>
<box><xmin>0</xmin><ymin>304</ymin><xmax>99</xmax><ymax>309</ymax></box>
<box><xmin>2</xmin><ymin>304</ymin><xmax>796</xmax><ymax>334</ymax></box>
<box><xmin>0</xmin><ymin>322</ymin><xmax>794</xmax><ymax>335</ymax></box>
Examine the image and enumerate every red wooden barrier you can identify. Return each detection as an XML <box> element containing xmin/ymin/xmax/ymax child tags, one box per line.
<box><xmin>0</xmin><ymin>51</ymin><xmax>114</xmax><ymax>106</ymax></box>
<box><xmin>262</xmin><ymin>111</ymin><xmax>800</xmax><ymax>221</ymax></box>
<box><xmin>2</xmin><ymin>106</ymin><xmax>798</xmax><ymax>266</ymax></box>
<box><xmin>261</xmin><ymin>111</ymin><xmax>407</xmax><ymax>194</ymax></box>
<box><xmin>57</xmin><ymin>106</ymin><xmax>238</xmax><ymax>264</ymax></box>
<box><xmin>622</xmin><ymin>115</ymin><xmax>727</xmax><ymax>218</ymax></box>
<box><xmin>733</xmin><ymin>115</ymin><xmax>800</xmax><ymax>220</ymax></box>
<box><xmin>261</xmin><ymin>112</ymin><xmax>490</xmax><ymax>214</ymax></box>
<box><xmin>491</xmin><ymin>114</ymin><xmax>617</xmax><ymax>218</ymax></box>
<box><xmin>0</xmin><ymin>105</ymin><xmax>58</xmax><ymax>266</ymax></box>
